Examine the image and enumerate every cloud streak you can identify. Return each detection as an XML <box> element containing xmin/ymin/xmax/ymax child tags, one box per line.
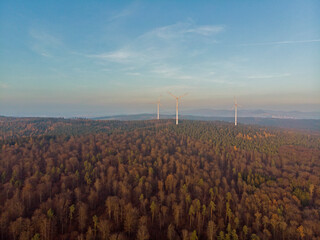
<box><xmin>138</xmin><ymin>22</ymin><xmax>224</xmax><ymax>41</ymax></box>
<box><xmin>108</xmin><ymin>2</ymin><xmax>140</xmax><ymax>21</ymax></box>
<box><xmin>80</xmin><ymin>21</ymin><xmax>252</xmax><ymax>88</ymax></box>
<box><xmin>85</xmin><ymin>21</ymin><xmax>225</xmax><ymax>82</ymax></box>
<box><xmin>89</xmin><ymin>49</ymin><xmax>139</xmax><ymax>63</ymax></box>
<box><xmin>247</xmin><ymin>73</ymin><xmax>291</xmax><ymax>79</ymax></box>
<box><xmin>240</xmin><ymin>39</ymin><xmax>320</xmax><ymax>46</ymax></box>
<box><xmin>88</xmin><ymin>21</ymin><xmax>224</xmax><ymax>62</ymax></box>
<box><xmin>29</xmin><ymin>29</ymin><xmax>63</xmax><ymax>57</ymax></box>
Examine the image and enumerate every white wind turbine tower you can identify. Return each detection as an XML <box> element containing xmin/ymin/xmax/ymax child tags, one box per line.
<box><xmin>168</xmin><ymin>92</ymin><xmax>188</xmax><ymax>125</ymax></box>
<box><xmin>233</xmin><ymin>97</ymin><xmax>241</xmax><ymax>126</ymax></box>
<box><xmin>156</xmin><ymin>97</ymin><xmax>162</xmax><ymax>120</ymax></box>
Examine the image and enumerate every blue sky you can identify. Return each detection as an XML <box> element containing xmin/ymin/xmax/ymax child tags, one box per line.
<box><xmin>0</xmin><ymin>0</ymin><xmax>319</xmax><ymax>117</ymax></box>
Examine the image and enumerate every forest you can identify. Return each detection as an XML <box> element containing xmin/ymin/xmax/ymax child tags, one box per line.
<box><xmin>0</xmin><ymin>117</ymin><xmax>319</xmax><ymax>240</ymax></box>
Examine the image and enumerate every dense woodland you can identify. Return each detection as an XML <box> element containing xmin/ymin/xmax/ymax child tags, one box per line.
<box><xmin>0</xmin><ymin>117</ymin><xmax>319</xmax><ymax>240</ymax></box>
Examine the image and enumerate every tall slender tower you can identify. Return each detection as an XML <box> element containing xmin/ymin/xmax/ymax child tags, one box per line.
<box><xmin>175</xmin><ymin>98</ymin><xmax>179</xmax><ymax>125</ymax></box>
<box><xmin>234</xmin><ymin>98</ymin><xmax>238</xmax><ymax>126</ymax></box>
<box><xmin>168</xmin><ymin>92</ymin><xmax>187</xmax><ymax>125</ymax></box>
<box><xmin>157</xmin><ymin>98</ymin><xmax>160</xmax><ymax>120</ymax></box>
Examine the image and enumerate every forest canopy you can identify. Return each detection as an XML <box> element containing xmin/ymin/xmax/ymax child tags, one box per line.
<box><xmin>0</xmin><ymin>117</ymin><xmax>319</xmax><ymax>240</ymax></box>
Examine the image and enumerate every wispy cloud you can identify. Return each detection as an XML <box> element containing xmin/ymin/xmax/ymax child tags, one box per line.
<box><xmin>87</xmin><ymin>21</ymin><xmax>224</xmax><ymax>77</ymax></box>
<box><xmin>126</xmin><ymin>72</ymin><xmax>141</xmax><ymax>76</ymax></box>
<box><xmin>88</xmin><ymin>21</ymin><xmax>224</xmax><ymax>62</ymax></box>
<box><xmin>81</xmin><ymin>21</ymin><xmax>238</xmax><ymax>87</ymax></box>
<box><xmin>247</xmin><ymin>73</ymin><xmax>291</xmax><ymax>79</ymax></box>
<box><xmin>150</xmin><ymin>64</ymin><xmax>195</xmax><ymax>80</ymax></box>
<box><xmin>30</xmin><ymin>29</ymin><xmax>62</xmax><ymax>45</ymax></box>
<box><xmin>184</xmin><ymin>25</ymin><xmax>224</xmax><ymax>36</ymax></box>
<box><xmin>89</xmin><ymin>49</ymin><xmax>139</xmax><ymax>63</ymax></box>
<box><xmin>29</xmin><ymin>29</ymin><xmax>63</xmax><ymax>57</ymax></box>
<box><xmin>240</xmin><ymin>39</ymin><xmax>320</xmax><ymax>46</ymax></box>
<box><xmin>108</xmin><ymin>2</ymin><xmax>140</xmax><ymax>21</ymax></box>
<box><xmin>138</xmin><ymin>21</ymin><xmax>224</xmax><ymax>41</ymax></box>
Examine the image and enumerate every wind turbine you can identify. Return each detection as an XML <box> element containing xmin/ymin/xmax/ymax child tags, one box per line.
<box><xmin>156</xmin><ymin>97</ymin><xmax>162</xmax><ymax>120</ymax></box>
<box><xmin>233</xmin><ymin>97</ymin><xmax>241</xmax><ymax>126</ymax></box>
<box><xmin>168</xmin><ymin>92</ymin><xmax>188</xmax><ymax>125</ymax></box>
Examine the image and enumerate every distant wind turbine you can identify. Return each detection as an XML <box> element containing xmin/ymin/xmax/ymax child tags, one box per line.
<box><xmin>156</xmin><ymin>97</ymin><xmax>162</xmax><ymax>120</ymax></box>
<box><xmin>233</xmin><ymin>97</ymin><xmax>241</xmax><ymax>126</ymax></box>
<box><xmin>168</xmin><ymin>92</ymin><xmax>188</xmax><ymax>125</ymax></box>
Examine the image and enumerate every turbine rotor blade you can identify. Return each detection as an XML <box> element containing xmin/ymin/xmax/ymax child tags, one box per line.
<box><xmin>168</xmin><ymin>91</ymin><xmax>177</xmax><ymax>99</ymax></box>
<box><xmin>179</xmin><ymin>93</ymin><xmax>188</xmax><ymax>99</ymax></box>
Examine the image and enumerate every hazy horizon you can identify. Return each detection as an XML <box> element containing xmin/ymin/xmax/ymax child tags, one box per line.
<box><xmin>2</xmin><ymin>105</ymin><xmax>320</xmax><ymax>119</ymax></box>
<box><xmin>1</xmin><ymin>0</ymin><xmax>319</xmax><ymax>117</ymax></box>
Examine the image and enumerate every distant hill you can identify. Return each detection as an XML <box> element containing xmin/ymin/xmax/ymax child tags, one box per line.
<box><xmin>182</xmin><ymin>108</ymin><xmax>320</xmax><ymax>119</ymax></box>
<box><xmin>93</xmin><ymin>113</ymin><xmax>159</xmax><ymax>121</ymax></box>
<box><xmin>93</xmin><ymin>114</ymin><xmax>320</xmax><ymax>131</ymax></box>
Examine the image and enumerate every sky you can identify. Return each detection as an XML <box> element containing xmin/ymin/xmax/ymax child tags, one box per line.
<box><xmin>0</xmin><ymin>0</ymin><xmax>319</xmax><ymax>117</ymax></box>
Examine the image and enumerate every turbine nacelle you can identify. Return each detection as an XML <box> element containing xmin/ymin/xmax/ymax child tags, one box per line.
<box><xmin>168</xmin><ymin>92</ymin><xmax>188</xmax><ymax>100</ymax></box>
